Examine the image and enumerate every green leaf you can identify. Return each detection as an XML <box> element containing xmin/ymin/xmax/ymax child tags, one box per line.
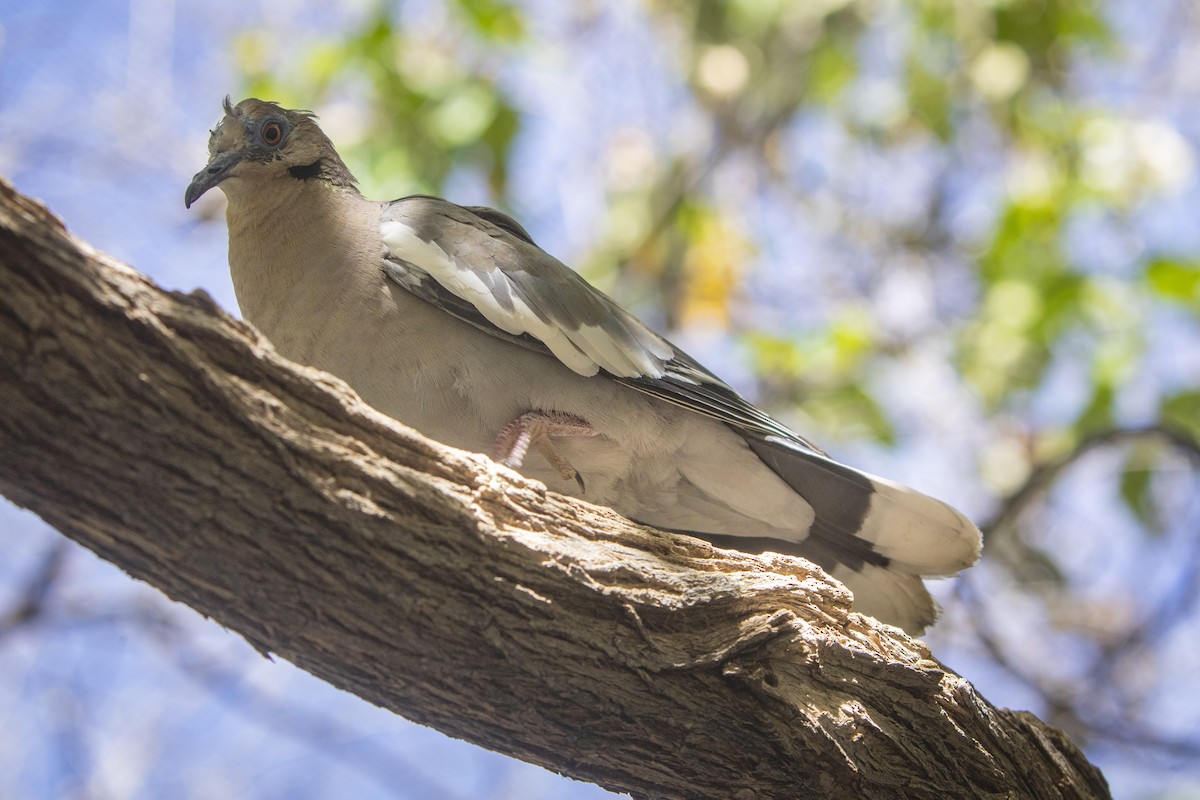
<box><xmin>993</xmin><ymin>0</ymin><xmax>1111</xmax><ymax>81</ymax></box>
<box><xmin>905</xmin><ymin>58</ymin><xmax>952</xmax><ymax>140</ymax></box>
<box><xmin>1020</xmin><ymin>544</ymin><xmax>1067</xmax><ymax>587</ymax></box>
<box><xmin>746</xmin><ymin>332</ymin><xmax>806</xmax><ymax>381</ymax></box>
<box><xmin>1074</xmin><ymin>380</ymin><xmax>1114</xmax><ymax>435</ymax></box>
<box><xmin>1161</xmin><ymin>391</ymin><xmax>1200</xmax><ymax>444</ymax></box>
<box><xmin>808</xmin><ymin>41</ymin><xmax>856</xmax><ymax>106</ymax></box>
<box><xmin>805</xmin><ymin>383</ymin><xmax>897</xmax><ymax>446</ymax></box>
<box><xmin>1146</xmin><ymin>258</ymin><xmax>1200</xmax><ymax>306</ymax></box>
<box><xmin>1119</xmin><ymin>445</ymin><xmax>1162</xmax><ymax>534</ymax></box>
<box><xmin>483</xmin><ymin>103</ymin><xmax>520</xmax><ymax>193</ymax></box>
<box><xmin>452</xmin><ymin>0</ymin><xmax>526</xmax><ymax>42</ymax></box>
<box><xmin>980</xmin><ymin>199</ymin><xmax>1066</xmax><ymax>283</ymax></box>
<box><xmin>430</xmin><ymin>84</ymin><xmax>500</xmax><ymax>147</ymax></box>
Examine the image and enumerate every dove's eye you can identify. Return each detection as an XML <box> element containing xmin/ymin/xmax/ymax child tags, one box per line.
<box><xmin>260</xmin><ymin>121</ymin><xmax>284</xmax><ymax>147</ymax></box>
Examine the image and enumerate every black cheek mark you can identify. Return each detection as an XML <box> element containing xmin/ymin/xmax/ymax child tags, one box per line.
<box><xmin>289</xmin><ymin>159</ymin><xmax>322</xmax><ymax>180</ymax></box>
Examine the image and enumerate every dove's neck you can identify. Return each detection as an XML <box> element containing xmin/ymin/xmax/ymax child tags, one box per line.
<box><xmin>222</xmin><ymin>177</ymin><xmax>381</xmax><ymax>363</ymax></box>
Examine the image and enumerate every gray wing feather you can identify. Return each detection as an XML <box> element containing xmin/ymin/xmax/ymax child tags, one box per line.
<box><xmin>378</xmin><ymin>195</ymin><xmax>823</xmax><ymax>451</ymax></box>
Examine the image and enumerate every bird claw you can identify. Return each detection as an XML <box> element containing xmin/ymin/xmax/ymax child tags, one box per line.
<box><xmin>494</xmin><ymin>410</ymin><xmax>597</xmax><ymax>492</ymax></box>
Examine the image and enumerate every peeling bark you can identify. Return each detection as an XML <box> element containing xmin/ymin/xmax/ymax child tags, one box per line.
<box><xmin>0</xmin><ymin>178</ymin><xmax>1110</xmax><ymax>799</ymax></box>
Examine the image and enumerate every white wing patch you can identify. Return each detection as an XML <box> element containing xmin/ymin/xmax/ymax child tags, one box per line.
<box><xmin>381</xmin><ymin>219</ymin><xmax>666</xmax><ymax>380</ymax></box>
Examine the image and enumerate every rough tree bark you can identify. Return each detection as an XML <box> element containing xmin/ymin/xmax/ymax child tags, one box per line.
<box><xmin>0</xmin><ymin>177</ymin><xmax>1109</xmax><ymax>800</ymax></box>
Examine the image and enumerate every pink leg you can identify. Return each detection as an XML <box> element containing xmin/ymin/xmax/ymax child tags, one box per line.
<box><xmin>494</xmin><ymin>410</ymin><xmax>598</xmax><ymax>492</ymax></box>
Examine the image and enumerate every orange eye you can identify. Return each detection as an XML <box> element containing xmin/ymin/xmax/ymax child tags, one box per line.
<box><xmin>261</xmin><ymin>121</ymin><xmax>283</xmax><ymax>146</ymax></box>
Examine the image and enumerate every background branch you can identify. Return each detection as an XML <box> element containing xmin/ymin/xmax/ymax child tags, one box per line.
<box><xmin>980</xmin><ymin>425</ymin><xmax>1200</xmax><ymax>540</ymax></box>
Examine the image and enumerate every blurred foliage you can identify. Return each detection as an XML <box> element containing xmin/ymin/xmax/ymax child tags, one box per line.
<box><xmin>238</xmin><ymin>0</ymin><xmax>523</xmax><ymax>197</ymax></box>
<box><xmin>233</xmin><ymin>0</ymin><xmax>1200</xmax><ymax>783</ymax></box>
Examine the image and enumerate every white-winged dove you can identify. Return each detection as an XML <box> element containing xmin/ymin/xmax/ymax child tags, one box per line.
<box><xmin>186</xmin><ymin>98</ymin><xmax>981</xmax><ymax>634</ymax></box>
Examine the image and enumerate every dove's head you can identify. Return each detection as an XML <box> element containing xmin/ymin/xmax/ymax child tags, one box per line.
<box><xmin>185</xmin><ymin>97</ymin><xmax>357</xmax><ymax>208</ymax></box>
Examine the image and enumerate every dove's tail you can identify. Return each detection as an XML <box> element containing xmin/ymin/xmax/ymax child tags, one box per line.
<box><xmin>702</xmin><ymin>435</ymin><xmax>982</xmax><ymax>634</ymax></box>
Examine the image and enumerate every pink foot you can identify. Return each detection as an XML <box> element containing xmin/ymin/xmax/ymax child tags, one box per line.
<box><xmin>494</xmin><ymin>410</ymin><xmax>598</xmax><ymax>492</ymax></box>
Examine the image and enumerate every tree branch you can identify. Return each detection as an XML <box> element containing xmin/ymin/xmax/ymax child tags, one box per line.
<box><xmin>980</xmin><ymin>425</ymin><xmax>1200</xmax><ymax>541</ymax></box>
<box><xmin>0</xmin><ymin>177</ymin><xmax>1109</xmax><ymax>799</ymax></box>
